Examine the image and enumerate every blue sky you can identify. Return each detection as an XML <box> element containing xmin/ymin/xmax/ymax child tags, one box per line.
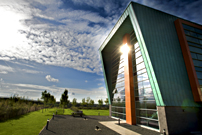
<box><xmin>0</xmin><ymin>0</ymin><xmax>201</xmax><ymax>103</ymax></box>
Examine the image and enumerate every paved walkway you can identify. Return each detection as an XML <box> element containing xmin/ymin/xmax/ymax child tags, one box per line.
<box><xmin>39</xmin><ymin>115</ymin><xmax>161</xmax><ymax>135</ymax></box>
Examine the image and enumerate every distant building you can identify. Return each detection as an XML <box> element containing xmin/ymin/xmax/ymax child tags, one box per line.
<box><xmin>99</xmin><ymin>2</ymin><xmax>202</xmax><ymax>134</ymax></box>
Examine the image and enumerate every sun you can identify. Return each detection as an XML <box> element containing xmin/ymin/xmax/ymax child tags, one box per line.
<box><xmin>120</xmin><ymin>43</ymin><xmax>130</xmax><ymax>54</ymax></box>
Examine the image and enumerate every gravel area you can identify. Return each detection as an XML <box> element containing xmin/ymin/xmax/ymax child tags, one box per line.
<box><xmin>39</xmin><ymin>115</ymin><xmax>161</xmax><ymax>135</ymax></box>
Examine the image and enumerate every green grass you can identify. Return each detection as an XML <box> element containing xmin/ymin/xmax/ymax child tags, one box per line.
<box><xmin>81</xmin><ymin>109</ymin><xmax>109</xmax><ymax>116</ymax></box>
<box><xmin>0</xmin><ymin>108</ymin><xmax>109</xmax><ymax>135</ymax></box>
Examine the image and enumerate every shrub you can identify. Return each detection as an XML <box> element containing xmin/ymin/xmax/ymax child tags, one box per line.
<box><xmin>71</xmin><ymin>106</ymin><xmax>79</xmax><ymax>112</ymax></box>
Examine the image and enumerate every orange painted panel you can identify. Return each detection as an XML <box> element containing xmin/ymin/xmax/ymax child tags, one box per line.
<box><xmin>174</xmin><ymin>19</ymin><xmax>202</xmax><ymax>102</ymax></box>
<box><xmin>123</xmin><ymin>34</ymin><xmax>136</xmax><ymax>125</ymax></box>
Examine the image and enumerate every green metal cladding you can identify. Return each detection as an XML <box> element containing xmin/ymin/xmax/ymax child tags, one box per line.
<box><xmin>99</xmin><ymin>2</ymin><xmax>201</xmax><ymax>107</ymax></box>
<box><xmin>132</xmin><ymin>2</ymin><xmax>200</xmax><ymax>107</ymax></box>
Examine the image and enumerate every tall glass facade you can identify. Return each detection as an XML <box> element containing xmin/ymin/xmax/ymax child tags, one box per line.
<box><xmin>111</xmin><ymin>46</ymin><xmax>126</xmax><ymax>120</ymax></box>
<box><xmin>130</xmin><ymin>31</ymin><xmax>159</xmax><ymax>129</ymax></box>
<box><xmin>182</xmin><ymin>24</ymin><xmax>202</xmax><ymax>91</ymax></box>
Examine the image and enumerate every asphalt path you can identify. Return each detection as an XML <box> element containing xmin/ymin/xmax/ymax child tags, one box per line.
<box><xmin>39</xmin><ymin>115</ymin><xmax>160</xmax><ymax>135</ymax></box>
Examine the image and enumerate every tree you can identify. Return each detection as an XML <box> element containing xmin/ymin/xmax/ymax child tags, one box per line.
<box><xmin>41</xmin><ymin>90</ymin><xmax>56</xmax><ymax>109</ymax></box>
<box><xmin>48</xmin><ymin>95</ymin><xmax>56</xmax><ymax>107</ymax></box>
<box><xmin>117</xmin><ymin>96</ymin><xmax>121</xmax><ymax>102</ymax></box>
<box><xmin>104</xmin><ymin>98</ymin><xmax>109</xmax><ymax>105</ymax></box>
<box><xmin>72</xmin><ymin>98</ymin><xmax>77</xmax><ymax>106</ymax></box>
<box><xmin>60</xmin><ymin>89</ymin><xmax>69</xmax><ymax>112</ymax></box>
<box><xmin>89</xmin><ymin>99</ymin><xmax>94</xmax><ymax>107</ymax></box>
<box><xmin>41</xmin><ymin>90</ymin><xmax>50</xmax><ymax>110</ymax></box>
<box><xmin>81</xmin><ymin>98</ymin><xmax>86</xmax><ymax>106</ymax></box>
<box><xmin>98</xmin><ymin>99</ymin><xmax>103</xmax><ymax>107</ymax></box>
<box><xmin>86</xmin><ymin>97</ymin><xmax>91</xmax><ymax>106</ymax></box>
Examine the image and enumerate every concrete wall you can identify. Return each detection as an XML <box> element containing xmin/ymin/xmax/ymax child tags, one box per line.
<box><xmin>158</xmin><ymin>106</ymin><xmax>202</xmax><ymax>134</ymax></box>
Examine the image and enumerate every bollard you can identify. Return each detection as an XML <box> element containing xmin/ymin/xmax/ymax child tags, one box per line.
<box><xmin>46</xmin><ymin>119</ymin><xmax>49</xmax><ymax>130</ymax></box>
<box><xmin>118</xmin><ymin>118</ymin><xmax>120</xmax><ymax>125</ymax></box>
<box><xmin>163</xmin><ymin>129</ymin><xmax>166</xmax><ymax>135</ymax></box>
<box><xmin>53</xmin><ymin>113</ymin><xmax>54</xmax><ymax>120</ymax></box>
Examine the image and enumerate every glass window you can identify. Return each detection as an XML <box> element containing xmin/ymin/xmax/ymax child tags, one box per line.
<box><xmin>186</xmin><ymin>36</ymin><xmax>200</xmax><ymax>44</ymax></box>
<box><xmin>136</xmin><ymin>110</ymin><xmax>158</xmax><ymax>120</ymax></box>
<box><xmin>148</xmin><ymin>120</ymin><xmax>159</xmax><ymax>129</ymax></box>
<box><xmin>111</xmin><ymin>48</ymin><xmax>126</xmax><ymax>120</ymax></box>
<box><xmin>135</xmin><ymin>50</ymin><xmax>142</xmax><ymax>58</ymax></box>
<box><xmin>196</xmin><ymin>72</ymin><xmax>202</xmax><ymax>79</ymax></box>
<box><xmin>195</xmin><ymin>28</ymin><xmax>202</xmax><ymax>35</ymax></box>
<box><xmin>200</xmin><ymin>40</ymin><xmax>202</xmax><ymax>45</ymax></box>
<box><xmin>197</xmin><ymin>33</ymin><xmax>202</xmax><ymax>39</ymax></box>
<box><xmin>138</xmin><ymin>73</ymin><xmax>149</xmax><ymax>81</ymax></box>
<box><xmin>135</xmin><ymin>96</ymin><xmax>155</xmax><ymax>101</ymax></box>
<box><xmin>112</xmin><ymin>102</ymin><xmax>125</xmax><ymax>107</ymax></box>
<box><xmin>115</xmin><ymin>81</ymin><xmax>125</xmax><ymax>88</ymax></box>
<box><xmin>136</xmin><ymin>56</ymin><xmax>144</xmax><ymax>65</ymax></box>
<box><xmin>195</xmin><ymin>67</ymin><xmax>202</xmax><ymax>72</ymax></box>
<box><xmin>189</xmin><ymin>46</ymin><xmax>202</xmax><ymax>54</ymax></box>
<box><xmin>135</xmin><ymin>87</ymin><xmax>153</xmax><ymax>96</ymax></box>
<box><xmin>198</xmin><ymin>80</ymin><xmax>202</xmax><ymax>85</ymax></box>
<box><xmin>131</xmin><ymin>32</ymin><xmax>158</xmax><ymax>129</ymax></box>
<box><xmin>193</xmin><ymin>60</ymin><xmax>202</xmax><ymax>67</ymax></box>
<box><xmin>197</xmin><ymin>54</ymin><xmax>202</xmax><ymax>60</ymax></box>
<box><xmin>135</xmin><ymin>42</ymin><xmax>139</xmax><ymax>49</ymax></box>
<box><xmin>184</xmin><ymin>30</ymin><xmax>197</xmax><ymax>37</ymax></box>
<box><xmin>183</xmin><ymin>24</ymin><xmax>195</xmax><ymax>31</ymax></box>
<box><xmin>115</xmin><ymin>107</ymin><xmax>126</xmax><ymax>114</ymax></box>
<box><xmin>188</xmin><ymin>41</ymin><xmax>202</xmax><ymax>48</ymax></box>
<box><xmin>118</xmin><ymin>66</ymin><xmax>124</xmax><ymax>74</ymax></box>
<box><xmin>191</xmin><ymin>53</ymin><xmax>197</xmax><ymax>59</ymax></box>
<box><xmin>117</xmin><ymin>72</ymin><xmax>125</xmax><ymax>80</ymax></box>
<box><xmin>136</xmin><ymin>101</ymin><xmax>157</xmax><ymax>109</ymax></box>
<box><xmin>136</xmin><ymin>62</ymin><xmax>146</xmax><ymax>71</ymax></box>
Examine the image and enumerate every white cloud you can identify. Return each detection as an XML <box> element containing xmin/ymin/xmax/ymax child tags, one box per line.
<box><xmin>21</xmin><ymin>69</ymin><xmax>42</xmax><ymax>74</ymax></box>
<box><xmin>0</xmin><ymin>71</ymin><xmax>8</xmax><ymax>74</ymax></box>
<box><xmin>1</xmin><ymin>0</ymin><xmax>200</xmax><ymax>76</ymax></box>
<box><xmin>96</xmin><ymin>78</ymin><xmax>104</xmax><ymax>81</ymax></box>
<box><xmin>45</xmin><ymin>75</ymin><xmax>59</xmax><ymax>82</ymax></box>
<box><xmin>0</xmin><ymin>82</ymin><xmax>107</xmax><ymax>103</ymax></box>
<box><xmin>97</xmin><ymin>83</ymin><xmax>102</xmax><ymax>85</ymax></box>
<box><xmin>85</xmin><ymin>80</ymin><xmax>88</xmax><ymax>83</ymax></box>
<box><xmin>0</xmin><ymin>65</ymin><xmax>14</xmax><ymax>73</ymax></box>
<box><xmin>0</xmin><ymin>0</ymin><xmax>115</xmax><ymax>75</ymax></box>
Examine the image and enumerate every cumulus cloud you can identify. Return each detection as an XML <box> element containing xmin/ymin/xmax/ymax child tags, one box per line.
<box><xmin>72</xmin><ymin>92</ymin><xmax>75</xmax><ymax>95</ymax></box>
<box><xmin>0</xmin><ymin>0</ymin><xmax>201</xmax><ymax>76</ymax></box>
<box><xmin>45</xmin><ymin>75</ymin><xmax>59</xmax><ymax>82</ymax></box>
<box><xmin>85</xmin><ymin>80</ymin><xmax>88</xmax><ymax>83</ymax></box>
<box><xmin>0</xmin><ymin>0</ymin><xmax>113</xmax><ymax>75</ymax></box>
<box><xmin>0</xmin><ymin>65</ymin><xmax>14</xmax><ymax>74</ymax></box>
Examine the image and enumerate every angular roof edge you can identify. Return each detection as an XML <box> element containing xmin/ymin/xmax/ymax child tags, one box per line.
<box><xmin>98</xmin><ymin>1</ymin><xmax>133</xmax><ymax>51</ymax></box>
<box><xmin>99</xmin><ymin>1</ymin><xmax>201</xmax><ymax>52</ymax></box>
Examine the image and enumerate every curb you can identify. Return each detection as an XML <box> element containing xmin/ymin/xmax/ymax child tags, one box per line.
<box><xmin>38</xmin><ymin>117</ymin><xmax>53</xmax><ymax>135</ymax></box>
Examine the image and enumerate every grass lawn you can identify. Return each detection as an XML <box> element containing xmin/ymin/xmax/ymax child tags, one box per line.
<box><xmin>0</xmin><ymin>108</ymin><xmax>109</xmax><ymax>135</ymax></box>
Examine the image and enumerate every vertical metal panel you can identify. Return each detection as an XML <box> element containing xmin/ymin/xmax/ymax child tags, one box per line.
<box><xmin>132</xmin><ymin>3</ymin><xmax>200</xmax><ymax>107</ymax></box>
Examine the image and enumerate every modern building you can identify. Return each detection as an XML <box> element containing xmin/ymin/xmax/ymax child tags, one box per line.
<box><xmin>99</xmin><ymin>2</ymin><xmax>202</xmax><ymax>135</ymax></box>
